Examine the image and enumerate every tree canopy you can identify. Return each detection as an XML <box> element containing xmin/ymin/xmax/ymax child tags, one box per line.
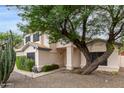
<box><xmin>17</xmin><ymin>6</ymin><xmax>124</xmax><ymax>43</ymax></box>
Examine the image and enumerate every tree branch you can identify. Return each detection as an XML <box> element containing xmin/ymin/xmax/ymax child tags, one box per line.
<box><xmin>115</xmin><ymin>34</ymin><xmax>123</xmax><ymax>40</ymax></box>
<box><xmin>113</xmin><ymin>23</ymin><xmax>124</xmax><ymax>39</ymax></box>
<box><xmin>67</xmin><ymin>18</ymin><xmax>75</xmax><ymax>32</ymax></box>
<box><xmin>81</xmin><ymin>16</ymin><xmax>88</xmax><ymax>42</ymax></box>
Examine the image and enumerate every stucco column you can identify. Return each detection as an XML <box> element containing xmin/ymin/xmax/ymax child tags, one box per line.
<box><xmin>35</xmin><ymin>49</ymin><xmax>41</xmax><ymax>72</ymax></box>
<box><xmin>35</xmin><ymin>49</ymin><xmax>39</xmax><ymax>67</ymax></box>
<box><xmin>66</xmin><ymin>46</ymin><xmax>73</xmax><ymax>70</ymax></box>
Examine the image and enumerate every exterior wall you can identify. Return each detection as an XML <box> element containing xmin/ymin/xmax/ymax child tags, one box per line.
<box><xmin>16</xmin><ymin>51</ymin><xmax>26</xmax><ymax>56</ymax></box>
<box><xmin>81</xmin><ymin>42</ymin><xmax>120</xmax><ymax>72</ymax></box>
<box><xmin>16</xmin><ymin>46</ymin><xmax>36</xmax><ymax>56</ymax></box>
<box><xmin>43</xmin><ymin>35</ymin><xmax>50</xmax><ymax>48</ymax></box>
<box><xmin>24</xmin><ymin>33</ymin><xmax>50</xmax><ymax>48</ymax></box>
<box><xmin>50</xmin><ymin>43</ymin><xmax>57</xmax><ymax>52</ymax></box>
<box><xmin>120</xmin><ymin>55</ymin><xmax>124</xmax><ymax>67</ymax></box>
<box><xmin>38</xmin><ymin>49</ymin><xmax>64</xmax><ymax>68</ymax></box>
<box><xmin>24</xmin><ymin>45</ymin><xmax>36</xmax><ymax>53</ymax></box>
<box><xmin>16</xmin><ymin>46</ymin><xmax>39</xmax><ymax>68</ymax></box>
<box><xmin>24</xmin><ymin>33</ymin><xmax>42</xmax><ymax>45</ymax></box>
<box><xmin>56</xmin><ymin>42</ymin><xmax>72</xmax><ymax>48</ymax></box>
<box><xmin>72</xmin><ymin>48</ymin><xmax>81</xmax><ymax>68</ymax></box>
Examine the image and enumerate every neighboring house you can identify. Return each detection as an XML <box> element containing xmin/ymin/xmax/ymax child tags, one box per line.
<box><xmin>15</xmin><ymin>32</ymin><xmax>123</xmax><ymax>72</ymax></box>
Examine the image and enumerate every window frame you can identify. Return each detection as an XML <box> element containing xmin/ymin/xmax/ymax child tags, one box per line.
<box><xmin>33</xmin><ymin>33</ymin><xmax>40</xmax><ymax>42</ymax></box>
<box><xmin>90</xmin><ymin>52</ymin><xmax>107</xmax><ymax>66</ymax></box>
<box><xmin>27</xmin><ymin>52</ymin><xmax>35</xmax><ymax>61</ymax></box>
<box><xmin>25</xmin><ymin>36</ymin><xmax>30</xmax><ymax>43</ymax></box>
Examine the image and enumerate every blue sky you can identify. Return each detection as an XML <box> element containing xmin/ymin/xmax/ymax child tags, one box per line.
<box><xmin>0</xmin><ymin>6</ymin><xmax>22</xmax><ymax>34</ymax></box>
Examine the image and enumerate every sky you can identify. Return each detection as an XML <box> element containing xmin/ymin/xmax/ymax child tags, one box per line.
<box><xmin>0</xmin><ymin>5</ymin><xmax>22</xmax><ymax>34</ymax></box>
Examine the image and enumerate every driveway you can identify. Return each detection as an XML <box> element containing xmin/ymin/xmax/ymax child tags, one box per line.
<box><xmin>7</xmin><ymin>70</ymin><xmax>124</xmax><ymax>88</ymax></box>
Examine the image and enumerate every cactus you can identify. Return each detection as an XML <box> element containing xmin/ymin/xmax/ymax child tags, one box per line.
<box><xmin>0</xmin><ymin>31</ymin><xmax>16</xmax><ymax>88</ymax></box>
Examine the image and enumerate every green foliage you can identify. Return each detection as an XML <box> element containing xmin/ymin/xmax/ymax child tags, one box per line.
<box><xmin>0</xmin><ymin>32</ymin><xmax>23</xmax><ymax>47</ymax></box>
<box><xmin>17</xmin><ymin>5</ymin><xmax>124</xmax><ymax>43</ymax></box>
<box><xmin>16</xmin><ymin>56</ymin><xmax>35</xmax><ymax>72</ymax></box>
<box><xmin>42</xmin><ymin>64</ymin><xmax>59</xmax><ymax>72</ymax></box>
<box><xmin>0</xmin><ymin>31</ymin><xmax>16</xmax><ymax>87</ymax></box>
<box><xmin>17</xmin><ymin>6</ymin><xmax>96</xmax><ymax>43</ymax></box>
<box><xmin>111</xmin><ymin>71</ymin><xmax>118</xmax><ymax>75</ymax></box>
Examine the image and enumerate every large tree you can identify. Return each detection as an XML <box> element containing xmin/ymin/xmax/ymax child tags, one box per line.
<box><xmin>17</xmin><ymin>5</ymin><xmax>124</xmax><ymax>75</ymax></box>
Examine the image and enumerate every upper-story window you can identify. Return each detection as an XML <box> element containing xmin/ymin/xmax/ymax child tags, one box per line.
<box><xmin>33</xmin><ymin>33</ymin><xmax>39</xmax><ymax>42</ymax></box>
<box><xmin>25</xmin><ymin>36</ymin><xmax>30</xmax><ymax>43</ymax></box>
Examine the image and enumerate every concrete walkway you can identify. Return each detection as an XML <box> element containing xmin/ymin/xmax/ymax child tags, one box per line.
<box><xmin>14</xmin><ymin>67</ymin><xmax>64</xmax><ymax>78</ymax></box>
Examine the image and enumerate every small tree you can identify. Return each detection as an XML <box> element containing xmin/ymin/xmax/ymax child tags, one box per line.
<box><xmin>0</xmin><ymin>31</ymin><xmax>16</xmax><ymax>88</ymax></box>
<box><xmin>17</xmin><ymin>5</ymin><xmax>124</xmax><ymax>75</ymax></box>
<box><xmin>0</xmin><ymin>32</ymin><xmax>23</xmax><ymax>47</ymax></box>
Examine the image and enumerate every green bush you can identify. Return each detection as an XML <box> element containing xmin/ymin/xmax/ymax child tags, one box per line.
<box><xmin>42</xmin><ymin>64</ymin><xmax>59</xmax><ymax>72</ymax></box>
<box><xmin>16</xmin><ymin>56</ymin><xmax>35</xmax><ymax>71</ymax></box>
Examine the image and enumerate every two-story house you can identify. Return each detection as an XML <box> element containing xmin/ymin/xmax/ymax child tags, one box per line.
<box><xmin>16</xmin><ymin>32</ymin><xmax>123</xmax><ymax>72</ymax></box>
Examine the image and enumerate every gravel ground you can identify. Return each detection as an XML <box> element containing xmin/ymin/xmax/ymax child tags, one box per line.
<box><xmin>7</xmin><ymin>70</ymin><xmax>124</xmax><ymax>88</ymax></box>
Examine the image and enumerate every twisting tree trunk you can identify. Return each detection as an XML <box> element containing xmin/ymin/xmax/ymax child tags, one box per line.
<box><xmin>81</xmin><ymin>47</ymin><xmax>114</xmax><ymax>75</ymax></box>
<box><xmin>72</xmin><ymin>38</ymin><xmax>115</xmax><ymax>75</ymax></box>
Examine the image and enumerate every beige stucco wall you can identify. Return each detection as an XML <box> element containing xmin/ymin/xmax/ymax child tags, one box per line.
<box><xmin>24</xmin><ymin>33</ymin><xmax>50</xmax><ymax>47</ymax></box>
<box><xmin>72</xmin><ymin>48</ymin><xmax>81</xmax><ymax>68</ymax></box>
<box><xmin>81</xmin><ymin>42</ymin><xmax>120</xmax><ymax>72</ymax></box>
<box><xmin>120</xmin><ymin>55</ymin><xmax>124</xmax><ymax>67</ymax></box>
<box><xmin>38</xmin><ymin>49</ymin><xmax>64</xmax><ymax>68</ymax></box>
<box><xmin>16</xmin><ymin>51</ymin><xmax>25</xmax><ymax>56</ymax></box>
<box><xmin>16</xmin><ymin>46</ymin><xmax>36</xmax><ymax>56</ymax></box>
<box><xmin>16</xmin><ymin>46</ymin><xmax>39</xmax><ymax>68</ymax></box>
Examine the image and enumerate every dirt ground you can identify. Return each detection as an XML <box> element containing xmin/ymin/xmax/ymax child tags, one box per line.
<box><xmin>7</xmin><ymin>70</ymin><xmax>124</xmax><ymax>88</ymax></box>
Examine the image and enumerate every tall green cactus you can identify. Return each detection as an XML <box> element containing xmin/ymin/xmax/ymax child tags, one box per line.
<box><xmin>0</xmin><ymin>31</ymin><xmax>16</xmax><ymax>88</ymax></box>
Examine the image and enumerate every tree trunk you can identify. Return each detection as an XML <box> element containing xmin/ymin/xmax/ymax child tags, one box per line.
<box><xmin>82</xmin><ymin>51</ymin><xmax>114</xmax><ymax>74</ymax></box>
<box><xmin>81</xmin><ymin>40</ymin><xmax>115</xmax><ymax>75</ymax></box>
<box><xmin>73</xmin><ymin>39</ymin><xmax>115</xmax><ymax>75</ymax></box>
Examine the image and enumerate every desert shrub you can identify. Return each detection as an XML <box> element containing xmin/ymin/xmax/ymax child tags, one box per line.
<box><xmin>16</xmin><ymin>56</ymin><xmax>35</xmax><ymax>71</ymax></box>
<box><xmin>111</xmin><ymin>71</ymin><xmax>118</xmax><ymax>75</ymax></box>
<box><xmin>42</xmin><ymin>64</ymin><xmax>59</xmax><ymax>72</ymax></box>
<box><xmin>51</xmin><ymin>64</ymin><xmax>59</xmax><ymax>69</ymax></box>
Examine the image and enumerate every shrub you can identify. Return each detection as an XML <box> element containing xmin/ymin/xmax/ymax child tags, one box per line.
<box><xmin>42</xmin><ymin>64</ymin><xmax>59</xmax><ymax>72</ymax></box>
<box><xmin>111</xmin><ymin>71</ymin><xmax>118</xmax><ymax>75</ymax></box>
<box><xmin>16</xmin><ymin>56</ymin><xmax>35</xmax><ymax>71</ymax></box>
<box><xmin>51</xmin><ymin>64</ymin><xmax>59</xmax><ymax>69</ymax></box>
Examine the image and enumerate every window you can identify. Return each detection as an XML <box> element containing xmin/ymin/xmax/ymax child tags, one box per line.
<box><xmin>25</xmin><ymin>36</ymin><xmax>30</xmax><ymax>43</ymax></box>
<box><xmin>27</xmin><ymin>52</ymin><xmax>35</xmax><ymax>61</ymax></box>
<box><xmin>33</xmin><ymin>33</ymin><xmax>39</xmax><ymax>42</ymax></box>
<box><xmin>90</xmin><ymin>52</ymin><xmax>107</xmax><ymax>66</ymax></box>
